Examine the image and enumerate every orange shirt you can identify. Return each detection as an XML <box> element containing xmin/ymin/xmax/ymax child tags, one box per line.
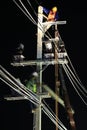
<box><xmin>47</xmin><ymin>10</ymin><xmax>57</xmax><ymax>21</ymax></box>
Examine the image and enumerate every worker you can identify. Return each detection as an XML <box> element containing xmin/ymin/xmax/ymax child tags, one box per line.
<box><xmin>43</xmin><ymin>6</ymin><xmax>59</xmax><ymax>21</ymax></box>
<box><xmin>25</xmin><ymin>72</ymin><xmax>38</xmax><ymax>113</ymax></box>
<box><xmin>26</xmin><ymin>72</ymin><xmax>38</xmax><ymax>92</ymax></box>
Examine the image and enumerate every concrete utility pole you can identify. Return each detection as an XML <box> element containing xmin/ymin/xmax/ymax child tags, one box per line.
<box><xmin>33</xmin><ymin>6</ymin><xmax>43</xmax><ymax>130</ymax></box>
<box><xmin>33</xmin><ymin>6</ymin><xmax>51</xmax><ymax>130</ymax></box>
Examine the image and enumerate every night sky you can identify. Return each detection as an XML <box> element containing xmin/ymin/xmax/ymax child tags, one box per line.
<box><xmin>0</xmin><ymin>1</ymin><xmax>87</xmax><ymax>130</ymax></box>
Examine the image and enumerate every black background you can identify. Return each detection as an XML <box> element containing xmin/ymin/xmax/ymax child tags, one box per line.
<box><xmin>0</xmin><ymin>0</ymin><xmax>87</xmax><ymax>130</ymax></box>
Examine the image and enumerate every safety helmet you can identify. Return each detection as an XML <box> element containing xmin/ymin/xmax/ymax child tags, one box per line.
<box><xmin>32</xmin><ymin>72</ymin><xmax>38</xmax><ymax>77</ymax></box>
<box><xmin>52</xmin><ymin>6</ymin><xmax>57</xmax><ymax>12</ymax></box>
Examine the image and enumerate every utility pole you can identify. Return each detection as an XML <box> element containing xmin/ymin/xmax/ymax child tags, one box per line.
<box><xmin>33</xmin><ymin>6</ymin><xmax>52</xmax><ymax>130</ymax></box>
<box><xmin>33</xmin><ymin>6</ymin><xmax>43</xmax><ymax>130</ymax></box>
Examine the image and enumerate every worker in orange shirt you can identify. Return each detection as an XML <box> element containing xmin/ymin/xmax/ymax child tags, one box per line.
<box><xmin>43</xmin><ymin>6</ymin><xmax>59</xmax><ymax>21</ymax></box>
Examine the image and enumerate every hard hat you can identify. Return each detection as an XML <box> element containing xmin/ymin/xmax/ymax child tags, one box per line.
<box><xmin>32</xmin><ymin>72</ymin><xmax>38</xmax><ymax>77</ymax></box>
<box><xmin>52</xmin><ymin>6</ymin><xmax>57</xmax><ymax>12</ymax></box>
